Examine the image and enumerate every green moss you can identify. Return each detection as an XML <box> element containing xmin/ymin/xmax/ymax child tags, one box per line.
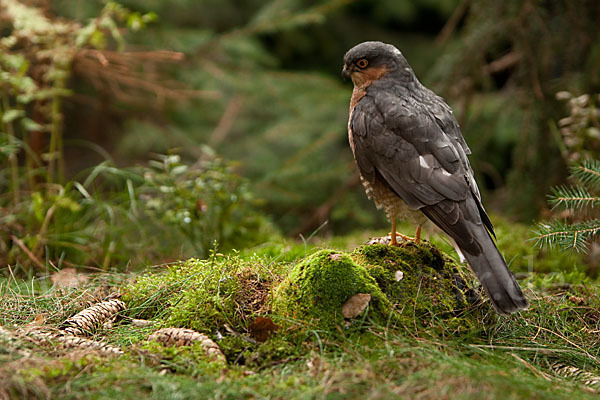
<box><xmin>122</xmin><ymin>240</ymin><xmax>503</xmax><ymax>367</ymax></box>
<box><xmin>271</xmin><ymin>249</ymin><xmax>391</xmax><ymax>330</ymax></box>
<box><xmin>123</xmin><ymin>254</ymin><xmax>282</xmax><ymax>334</ymax></box>
<box><xmin>217</xmin><ymin>335</ymin><xmax>255</xmax><ymax>362</ymax></box>
<box><xmin>124</xmin><ymin>242</ymin><xmax>489</xmax><ymax>339</ymax></box>
<box><xmin>242</xmin><ymin>335</ymin><xmax>302</xmax><ymax>368</ymax></box>
<box><xmin>14</xmin><ymin>354</ymin><xmax>99</xmax><ymax>387</ymax></box>
<box><xmin>352</xmin><ymin>243</ymin><xmax>488</xmax><ymax>331</ymax></box>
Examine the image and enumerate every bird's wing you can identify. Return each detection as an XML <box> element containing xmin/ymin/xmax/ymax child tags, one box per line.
<box><xmin>350</xmin><ymin>92</ymin><xmax>494</xmax><ymax>250</ymax></box>
<box><xmin>427</xmin><ymin>93</ymin><xmax>488</xmax><ymax>204</ymax></box>
<box><xmin>351</xmin><ymin>92</ymin><xmax>472</xmax><ymax>206</ymax></box>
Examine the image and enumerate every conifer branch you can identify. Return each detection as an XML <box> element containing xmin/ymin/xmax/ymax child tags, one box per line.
<box><xmin>570</xmin><ymin>159</ymin><xmax>600</xmax><ymax>190</ymax></box>
<box><xmin>537</xmin><ymin>157</ymin><xmax>600</xmax><ymax>253</ymax></box>
<box><xmin>548</xmin><ymin>186</ymin><xmax>600</xmax><ymax>211</ymax></box>
<box><xmin>534</xmin><ymin>219</ymin><xmax>600</xmax><ymax>253</ymax></box>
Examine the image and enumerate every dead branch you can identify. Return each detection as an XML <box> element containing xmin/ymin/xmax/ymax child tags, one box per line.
<box><xmin>72</xmin><ymin>49</ymin><xmax>219</xmax><ymax>107</ymax></box>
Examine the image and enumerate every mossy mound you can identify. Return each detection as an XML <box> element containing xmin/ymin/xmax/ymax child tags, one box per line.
<box><xmin>123</xmin><ymin>255</ymin><xmax>281</xmax><ymax>334</ymax></box>
<box><xmin>353</xmin><ymin>243</ymin><xmax>489</xmax><ymax>330</ymax></box>
<box><xmin>123</xmin><ymin>241</ymin><xmax>489</xmax><ymax>353</ymax></box>
<box><xmin>271</xmin><ymin>250</ymin><xmax>391</xmax><ymax>329</ymax></box>
<box><xmin>269</xmin><ymin>244</ymin><xmax>486</xmax><ymax>333</ymax></box>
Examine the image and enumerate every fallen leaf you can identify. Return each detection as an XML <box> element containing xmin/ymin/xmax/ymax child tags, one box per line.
<box><xmin>50</xmin><ymin>268</ymin><xmax>88</xmax><ymax>288</ymax></box>
<box><xmin>342</xmin><ymin>293</ymin><xmax>371</xmax><ymax>319</ymax></box>
<box><xmin>248</xmin><ymin>317</ymin><xmax>280</xmax><ymax>342</ymax></box>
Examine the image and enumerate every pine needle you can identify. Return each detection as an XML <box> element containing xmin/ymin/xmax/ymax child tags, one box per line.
<box><xmin>549</xmin><ymin>186</ymin><xmax>600</xmax><ymax>211</ymax></box>
<box><xmin>570</xmin><ymin>160</ymin><xmax>600</xmax><ymax>190</ymax></box>
<box><xmin>534</xmin><ymin>220</ymin><xmax>600</xmax><ymax>253</ymax></box>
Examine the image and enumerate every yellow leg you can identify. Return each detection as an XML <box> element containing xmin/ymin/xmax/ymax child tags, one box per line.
<box><xmin>390</xmin><ymin>218</ymin><xmax>398</xmax><ymax>246</ymax></box>
<box><xmin>389</xmin><ymin>218</ymin><xmax>417</xmax><ymax>246</ymax></box>
<box><xmin>389</xmin><ymin>223</ymin><xmax>422</xmax><ymax>246</ymax></box>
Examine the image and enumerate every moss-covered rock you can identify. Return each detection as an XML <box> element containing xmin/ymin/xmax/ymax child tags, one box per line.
<box><xmin>271</xmin><ymin>250</ymin><xmax>391</xmax><ymax>330</ymax></box>
<box><xmin>124</xmin><ymin>241</ymin><xmax>489</xmax><ymax>354</ymax></box>
<box><xmin>352</xmin><ymin>242</ymin><xmax>488</xmax><ymax>330</ymax></box>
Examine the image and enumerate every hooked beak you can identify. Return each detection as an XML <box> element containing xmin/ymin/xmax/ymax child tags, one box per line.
<box><xmin>342</xmin><ymin>64</ymin><xmax>353</xmax><ymax>80</ymax></box>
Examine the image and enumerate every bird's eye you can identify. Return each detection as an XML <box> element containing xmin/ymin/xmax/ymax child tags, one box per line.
<box><xmin>356</xmin><ymin>59</ymin><xmax>368</xmax><ymax>69</ymax></box>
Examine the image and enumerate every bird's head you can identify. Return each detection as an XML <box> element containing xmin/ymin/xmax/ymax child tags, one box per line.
<box><xmin>342</xmin><ymin>41</ymin><xmax>413</xmax><ymax>87</ymax></box>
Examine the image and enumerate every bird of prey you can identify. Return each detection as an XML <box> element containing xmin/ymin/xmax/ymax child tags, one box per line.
<box><xmin>342</xmin><ymin>41</ymin><xmax>528</xmax><ymax>314</ymax></box>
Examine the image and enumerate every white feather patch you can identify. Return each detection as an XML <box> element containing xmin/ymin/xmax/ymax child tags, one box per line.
<box><xmin>450</xmin><ymin>238</ymin><xmax>466</xmax><ymax>264</ymax></box>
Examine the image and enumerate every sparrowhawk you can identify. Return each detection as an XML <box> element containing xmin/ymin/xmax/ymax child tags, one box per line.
<box><xmin>342</xmin><ymin>41</ymin><xmax>528</xmax><ymax>314</ymax></box>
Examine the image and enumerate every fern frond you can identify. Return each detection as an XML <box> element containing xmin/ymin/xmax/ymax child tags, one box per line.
<box><xmin>548</xmin><ymin>185</ymin><xmax>600</xmax><ymax>211</ymax></box>
<box><xmin>534</xmin><ymin>219</ymin><xmax>600</xmax><ymax>253</ymax></box>
<box><xmin>570</xmin><ymin>159</ymin><xmax>600</xmax><ymax>190</ymax></box>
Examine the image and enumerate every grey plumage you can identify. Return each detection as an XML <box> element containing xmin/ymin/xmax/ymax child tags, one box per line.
<box><xmin>344</xmin><ymin>41</ymin><xmax>528</xmax><ymax>314</ymax></box>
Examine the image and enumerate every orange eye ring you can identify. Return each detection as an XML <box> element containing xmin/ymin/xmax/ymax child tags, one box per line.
<box><xmin>356</xmin><ymin>59</ymin><xmax>368</xmax><ymax>69</ymax></box>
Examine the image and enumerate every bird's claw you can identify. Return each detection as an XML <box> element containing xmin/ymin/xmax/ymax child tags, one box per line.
<box><xmin>389</xmin><ymin>226</ymin><xmax>421</xmax><ymax>246</ymax></box>
<box><xmin>389</xmin><ymin>232</ymin><xmax>414</xmax><ymax>246</ymax></box>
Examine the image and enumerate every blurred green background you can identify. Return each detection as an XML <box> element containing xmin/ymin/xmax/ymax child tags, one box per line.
<box><xmin>1</xmin><ymin>0</ymin><xmax>600</xmax><ymax>270</ymax></box>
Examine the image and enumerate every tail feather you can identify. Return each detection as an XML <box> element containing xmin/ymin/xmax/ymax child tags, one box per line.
<box><xmin>421</xmin><ymin>199</ymin><xmax>528</xmax><ymax>314</ymax></box>
<box><xmin>460</xmin><ymin>227</ymin><xmax>529</xmax><ymax>314</ymax></box>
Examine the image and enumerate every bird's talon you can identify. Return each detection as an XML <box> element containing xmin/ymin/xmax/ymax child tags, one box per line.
<box><xmin>388</xmin><ymin>232</ymin><xmax>414</xmax><ymax>246</ymax></box>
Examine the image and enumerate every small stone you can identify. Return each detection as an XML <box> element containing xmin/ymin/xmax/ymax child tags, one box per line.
<box><xmin>555</xmin><ymin>91</ymin><xmax>571</xmax><ymax>100</ymax></box>
<box><xmin>394</xmin><ymin>270</ymin><xmax>404</xmax><ymax>281</ymax></box>
<box><xmin>329</xmin><ymin>253</ymin><xmax>343</xmax><ymax>261</ymax></box>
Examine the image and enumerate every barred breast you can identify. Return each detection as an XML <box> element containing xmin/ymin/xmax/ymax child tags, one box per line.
<box><xmin>359</xmin><ymin>175</ymin><xmax>427</xmax><ymax>225</ymax></box>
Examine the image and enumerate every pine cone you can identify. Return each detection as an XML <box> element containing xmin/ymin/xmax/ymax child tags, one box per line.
<box><xmin>24</xmin><ymin>328</ymin><xmax>123</xmax><ymax>355</ymax></box>
<box><xmin>148</xmin><ymin>327</ymin><xmax>225</xmax><ymax>363</ymax></box>
<box><xmin>552</xmin><ymin>362</ymin><xmax>600</xmax><ymax>387</ymax></box>
<box><xmin>61</xmin><ymin>299</ymin><xmax>126</xmax><ymax>336</ymax></box>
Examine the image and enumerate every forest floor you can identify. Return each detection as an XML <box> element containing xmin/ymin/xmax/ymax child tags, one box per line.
<box><xmin>1</xmin><ymin>222</ymin><xmax>599</xmax><ymax>400</ymax></box>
